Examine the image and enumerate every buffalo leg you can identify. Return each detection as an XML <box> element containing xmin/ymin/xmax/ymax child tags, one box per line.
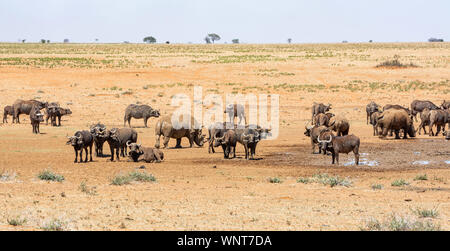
<box><xmin>354</xmin><ymin>147</ymin><xmax>360</xmax><ymax>165</ymax></box>
<box><xmin>176</xmin><ymin>138</ymin><xmax>183</xmax><ymax>148</ymax></box>
<box><xmin>89</xmin><ymin>145</ymin><xmax>93</xmax><ymax>162</ymax></box>
<box><xmin>163</xmin><ymin>136</ymin><xmax>170</xmax><ymax>149</ymax></box>
<box><xmin>331</xmin><ymin>152</ymin><xmax>335</xmax><ymax>164</ymax></box>
<box><xmin>109</xmin><ymin>146</ymin><xmax>115</xmax><ymax>161</ymax></box>
<box><xmin>335</xmin><ymin>153</ymin><xmax>340</xmax><ymax>165</ymax></box>
<box><xmin>232</xmin><ymin>145</ymin><xmax>236</xmax><ymax>158</ymax></box>
<box><xmin>155</xmin><ymin>135</ymin><xmax>161</xmax><ymax>148</ymax></box>
<box><xmin>144</xmin><ymin>118</ymin><xmax>148</xmax><ymax>128</ymax></box>
<box><xmin>208</xmin><ymin>138</ymin><xmax>215</xmax><ymax>153</ymax></box>
<box><xmin>394</xmin><ymin>130</ymin><xmax>401</xmax><ymax>139</ymax></box>
<box><xmin>436</xmin><ymin>125</ymin><xmax>442</xmax><ymax>136</ymax></box>
<box><xmin>244</xmin><ymin>144</ymin><xmax>249</xmax><ymax>160</ymax></box>
<box><xmin>74</xmin><ymin>149</ymin><xmax>78</xmax><ymax>163</ymax></box>
<box><xmin>79</xmin><ymin>149</ymin><xmax>83</xmax><ymax>163</ymax></box>
<box><xmin>84</xmin><ymin>147</ymin><xmax>88</xmax><ymax>162</ymax></box>
<box><xmin>222</xmin><ymin>145</ymin><xmax>228</xmax><ymax>159</ymax></box>
<box><xmin>58</xmin><ymin>115</ymin><xmax>61</xmax><ymax>126</ymax></box>
<box><xmin>94</xmin><ymin>143</ymin><xmax>99</xmax><ymax>157</ymax></box>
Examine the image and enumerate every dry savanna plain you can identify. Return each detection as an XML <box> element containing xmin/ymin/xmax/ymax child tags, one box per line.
<box><xmin>0</xmin><ymin>43</ymin><xmax>449</xmax><ymax>231</ymax></box>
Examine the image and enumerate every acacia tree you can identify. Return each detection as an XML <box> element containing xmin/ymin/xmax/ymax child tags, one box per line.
<box><xmin>207</xmin><ymin>33</ymin><xmax>221</xmax><ymax>44</ymax></box>
<box><xmin>287</xmin><ymin>38</ymin><xmax>292</xmax><ymax>44</ymax></box>
<box><xmin>204</xmin><ymin>36</ymin><xmax>211</xmax><ymax>44</ymax></box>
<box><xmin>232</xmin><ymin>39</ymin><xmax>239</xmax><ymax>44</ymax></box>
<box><xmin>143</xmin><ymin>36</ymin><xmax>157</xmax><ymax>44</ymax></box>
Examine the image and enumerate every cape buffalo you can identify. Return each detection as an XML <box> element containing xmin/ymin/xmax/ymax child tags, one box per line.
<box><xmin>235</xmin><ymin>126</ymin><xmax>270</xmax><ymax>160</ymax></box>
<box><xmin>12</xmin><ymin>99</ymin><xmax>47</xmax><ymax>123</ymax></box>
<box><xmin>30</xmin><ymin>105</ymin><xmax>44</xmax><ymax>134</ymax></box>
<box><xmin>314</xmin><ymin>113</ymin><xmax>331</xmax><ymax>127</ymax></box>
<box><xmin>366</xmin><ymin>102</ymin><xmax>380</xmax><ymax>124</ymax></box>
<box><xmin>66</xmin><ymin>131</ymin><xmax>94</xmax><ymax>163</ymax></box>
<box><xmin>90</xmin><ymin>123</ymin><xmax>107</xmax><ymax>157</ymax></box>
<box><xmin>127</xmin><ymin>142</ymin><xmax>164</xmax><ymax>163</ymax></box>
<box><xmin>154</xmin><ymin>114</ymin><xmax>205</xmax><ymax>149</ymax></box>
<box><xmin>411</xmin><ymin>100</ymin><xmax>439</xmax><ymax>121</ymax></box>
<box><xmin>318</xmin><ymin>134</ymin><xmax>360</xmax><ymax>166</ymax></box>
<box><xmin>207</xmin><ymin>122</ymin><xmax>235</xmax><ymax>154</ymax></box>
<box><xmin>214</xmin><ymin>129</ymin><xmax>238</xmax><ymax>159</ymax></box>
<box><xmin>224</xmin><ymin>104</ymin><xmax>246</xmax><ymax>125</ymax></box>
<box><xmin>377</xmin><ymin>109</ymin><xmax>415</xmax><ymax>139</ymax></box>
<box><xmin>45</xmin><ymin>102</ymin><xmax>59</xmax><ymax>125</ymax></box>
<box><xmin>383</xmin><ymin>104</ymin><xmax>412</xmax><ymax>115</ymax></box>
<box><xmin>47</xmin><ymin>106</ymin><xmax>72</xmax><ymax>127</ymax></box>
<box><xmin>3</xmin><ymin>105</ymin><xmax>13</xmax><ymax>123</ymax></box>
<box><xmin>429</xmin><ymin>109</ymin><xmax>449</xmax><ymax>136</ymax></box>
<box><xmin>328</xmin><ymin>115</ymin><xmax>350</xmax><ymax>136</ymax></box>
<box><xmin>312</xmin><ymin>103</ymin><xmax>332</xmax><ymax>121</ymax></box>
<box><xmin>416</xmin><ymin>108</ymin><xmax>431</xmax><ymax>135</ymax></box>
<box><xmin>370</xmin><ymin>111</ymin><xmax>382</xmax><ymax>136</ymax></box>
<box><xmin>103</xmin><ymin>128</ymin><xmax>138</xmax><ymax>161</ymax></box>
<box><xmin>317</xmin><ymin>130</ymin><xmax>335</xmax><ymax>155</ymax></box>
<box><xmin>304</xmin><ymin>123</ymin><xmax>330</xmax><ymax>154</ymax></box>
<box><xmin>124</xmin><ymin>104</ymin><xmax>160</xmax><ymax>128</ymax></box>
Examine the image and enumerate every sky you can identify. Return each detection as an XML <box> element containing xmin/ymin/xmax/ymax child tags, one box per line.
<box><xmin>0</xmin><ymin>0</ymin><xmax>448</xmax><ymax>43</ymax></box>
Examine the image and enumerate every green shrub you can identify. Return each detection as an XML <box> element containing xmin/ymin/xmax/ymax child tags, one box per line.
<box><xmin>111</xmin><ymin>171</ymin><xmax>157</xmax><ymax>186</ymax></box>
<box><xmin>268</xmin><ymin>177</ymin><xmax>282</xmax><ymax>183</ymax></box>
<box><xmin>38</xmin><ymin>170</ymin><xmax>64</xmax><ymax>182</ymax></box>
<box><xmin>40</xmin><ymin>219</ymin><xmax>66</xmax><ymax>231</ymax></box>
<box><xmin>391</xmin><ymin>179</ymin><xmax>409</xmax><ymax>187</ymax></box>
<box><xmin>7</xmin><ymin>217</ymin><xmax>27</xmax><ymax>226</ymax></box>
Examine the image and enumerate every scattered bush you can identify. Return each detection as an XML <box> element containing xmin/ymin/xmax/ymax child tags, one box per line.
<box><xmin>38</xmin><ymin>170</ymin><xmax>64</xmax><ymax>182</ymax></box>
<box><xmin>7</xmin><ymin>217</ymin><xmax>27</xmax><ymax>226</ymax></box>
<box><xmin>376</xmin><ymin>55</ymin><xmax>418</xmax><ymax>68</ymax></box>
<box><xmin>297</xmin><ymin>177</ymin><xmax>310</xmax><ymax>184</ymax></box>
<box><xmin>40</xmin><ymin>219</ymin><xmax>66</xmax><ymax>231</ymax></box>
<box><xmin>414</xmin><ymin>174</ymin><xmax>428</xmax><ymax>181</ymax></box>
<box><xmin>371</xmin><ymin>184</ymin><xmax>383</xmax><ymax>190</ymax></box>
<box><xmin>79</xmin><ymin>181</ymin><xmax>97</xmax><ymax>195</ymax></box>
<box><xmin>361</xmin><ymin>214</ymin><xmax>440</xmax><ymax>231</ymax></box>
<box><xmin>111</xmin><ymin>171</ymin><xmax>156</xmax><ymax>186</ymax></box>
<box><xmin>268</xmin><ymin>177</ymin><xmax>282</xmax><ymax>183</ymax></box>
<box><xmin>413</xmin><ymin>207</ymin><xmax>439</xmax><ymax>218</ymax></box>
<box><xmin>296</xmin><ymin>173</ymin><xmax>352</xmax><ymax>187</ymax></box>
<box><xmin>0</xmin><ymin>171</ymin><xmax>17</xmax><ymax>182</ymax></box>
<box><xmin>391</xmin><ymin>179</ymin><xmax>409</xmax><ymax>187</ymax></box>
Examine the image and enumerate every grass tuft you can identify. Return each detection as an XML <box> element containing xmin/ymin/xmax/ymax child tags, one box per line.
<box><xmin>412</xmin><ymin>207</ymin><xmax>439</xmax><ymax>218</ymax></box>
<box><xmin>361</xmin><ymin>214</ymin><xmax>440</xmax><ymax>231</ymax></box>
<box><xmin>7</xmin><ymin>217</ymin><xmax>27</xmax><ymax>226</ymax></box>
<box><xmin>268</xmin><ymin>177</ymin><xmax>282</xmax><ymax>183</ymax></box>
<box><xmin>391</xmin><ymin>179</ymin><xmax>409</xmax><ymax>187</ymax></box>
<box><xmin>38</xmin><ymin>170</ymin><xmax>64</xmax><ymax>182</ymax></box>
<box><xmin>79</xmin><ymin>181</ymin><xmax>97</xmax><ymax>195</ymax></box>
<box><xmin>414</xmin><ymin>174</ymin><xmax>428</xmax><ymax>181</ymax></box>
<box><xmin>111</xmin><ymin>171</ymin><xmax>157</xmax><ymax>186</ymax></box>
<box><xmin>40</xmin><ymin>219</ymin><xmax>66</xmax><ymax>231</ymax></box>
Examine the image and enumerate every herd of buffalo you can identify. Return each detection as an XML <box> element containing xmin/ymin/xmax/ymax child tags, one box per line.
<box><xmin>306</xmin><ymin>100</ymin><xmax>450</xmax><ymax>165</ymax></box>
<box><xmin>2</xmin><ymin>99</ymin><xmax>449</xmax><ymax>166</ymax></box>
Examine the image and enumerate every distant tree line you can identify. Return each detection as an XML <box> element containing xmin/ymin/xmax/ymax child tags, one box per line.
<box><xmin>428</xmin><ymin>37</ymin><xmax>444</xmax><ymax>42</ymax></box>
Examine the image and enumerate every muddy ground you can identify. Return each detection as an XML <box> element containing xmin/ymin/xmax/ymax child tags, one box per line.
<box><xmin>0</xmin><ymin>43</ymin><xmax>448</xmax><ymax>230</ymax></box>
